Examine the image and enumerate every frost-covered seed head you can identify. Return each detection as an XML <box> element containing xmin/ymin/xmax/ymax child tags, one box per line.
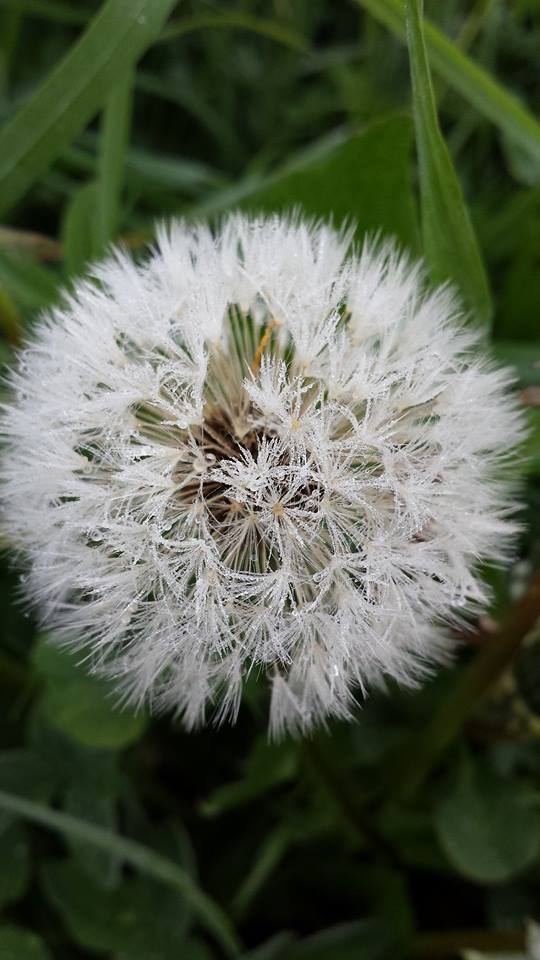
<box><xmin>0</xmin><ymin>214</ymin><xmax>526</xmax><ymax>736</ymax></box>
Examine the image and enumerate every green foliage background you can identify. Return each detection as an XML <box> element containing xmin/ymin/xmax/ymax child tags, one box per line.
<box><xmin>0</xmin><ymin>1</ymin><xmax>540</xmax><ymax>958</ymax></box>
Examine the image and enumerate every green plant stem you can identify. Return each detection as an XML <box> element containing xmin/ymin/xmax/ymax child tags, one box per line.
<box><xmin>393</xmin><ymin>570</ymin><xmax>540</xmax><ymax>801</ymax></box>
<box><xmin>411</xmin><ymin>927</ymin><xmax>525</xmax><ymax>958</ymax></box>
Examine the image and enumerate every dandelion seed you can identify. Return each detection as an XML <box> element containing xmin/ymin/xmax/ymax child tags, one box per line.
<box><xmin>0</xmin><ymin>214</ymin><xmax>526</xmax><ymax>735</ymax></box>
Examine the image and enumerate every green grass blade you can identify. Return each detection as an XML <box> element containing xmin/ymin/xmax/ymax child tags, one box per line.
<box><xmin>0</xmin><ymin>789</ymin><xmax>242</xmax><ymax>958</ymax></box>
<box><xmin>356</xmin><ymin>0</ymin><xmax>540</xmax><ymax>169</ymax></box>
<box><xmin>158</xmin><ymin>11</ymin><xmax>307</xmax><ymax>51</ymax></box>
<box><xmin>0</xmin><ymin>3</ymin><xmax>308</xmax><ymax>50</ymax></box>
<box><xmin>0</xmin><ymin>0</ymin><xmax>178</xmax><ymax>218</ymax></box>
<box><xmin>0</xmin><ymin>0</ymin><xmax>88</xmax><ymax>25</ymax></box>
<box><xmin>61</xmin><ymin>182</ymin><xmax>100</xmax><ymax>277</ymax></box>
<box><xmin>96</xmin><ymin>69</ymin><xmax>133</xmax><ymax>251</ymax></box>
<box><xmin>405</xmin><ymin>0</ymin><xmax>491</xmax><ymax>325</ymax></box>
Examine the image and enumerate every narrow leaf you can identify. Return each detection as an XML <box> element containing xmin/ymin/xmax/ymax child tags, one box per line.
<box><xmin>406</xmin><ymin>0</ymin><xmax>491</xmax><ymax>325</ymax></box>
<box><xmin>159</xmin><ymin>11</ymin><xmax>307</xmax><ymax>52</ymax></box>
<box><xmin>0</xmin><ymin>0</ymin><xmax>87</xmax><ymax>26</ymax></box>
<box><xmin>61</xmin><ymin>183</ymin><xmax>100</xmax><ymax>277</ymax></box>
<box><xmin>356</xmin><ymin>0</ymin><xmax>540</xmax><ymax>172</ymax></box>
<box><xmin>0</xmin><ymin>789</ymin><xmax>241</xmax><ymax>959</ymax></box>
<box><xmin>96</xmin><ymin>69</ymin><xmax>133</xmax><ymax>251</ymax></box>
<box><xmin>0</xmin><ymin>0</ymin><xmax>178</xmax><ymax>216</ymax></box>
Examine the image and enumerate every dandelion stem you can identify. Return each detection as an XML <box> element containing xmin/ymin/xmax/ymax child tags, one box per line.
<box><xmin>392</xmin><ymin>569</ymin><xmax>540</xmax><ymax>801</ymax></box>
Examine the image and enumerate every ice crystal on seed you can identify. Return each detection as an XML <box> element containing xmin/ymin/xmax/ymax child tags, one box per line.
<box><xmin>0</xmin><ymin>214</ymin><xmax>525</xmax><ymax>735</ymax></box>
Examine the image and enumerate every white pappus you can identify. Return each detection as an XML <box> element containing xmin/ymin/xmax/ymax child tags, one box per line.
<box><xmin>0</xmin><ymin>213</ymin><xmax>526</xmax><ymax>736</ymax></box>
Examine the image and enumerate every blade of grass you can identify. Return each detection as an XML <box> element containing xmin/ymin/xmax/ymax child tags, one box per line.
<box><xmin>232</xmin><ymin>825</ymin><xmax>291</xmax><ymax>919</ymax></box>
<box><xmin>406</xmin><ymin>0</ymin><xmax>491</xmax><ymax>325</ymax></box>
<box><xmin>61</xmin><ymin>183</ymin><xmax>100</xmax><ymax>277</ymax></box>
<box><xmin>0</xmin><ymin>789</ymin><xmax>242</xmax><ymax>958</ymax></box>
<box><xmin>0</xmin><ymin>0</ymin><xmax>178</xmax><ymax>218</ymax></box>
<box><xmin>95</xmin><ymin>69</ymin><xmax>133</xmax><ymax>251</ymax></box>
<box><xmin>0</xmin><ymin>0</ymin><xmax>88</xmax><ymax>25</ymax></box>
<box><xmin>64</xmin><ymin>135</ymin><xmax>222</xmax><ymax>193</ymax></box>
<box><xmin>158</xmin><ymin>11</ymin><xmax>307</xmax><ymax>52</ymax></box>
<box><xmin>0</xmin><ymin>2</ymin><xmax>308</xmax><ymax>50</ymax></box>
<box><xmin>355</xmin><ymin>0</ymin><xmax>540</xmax><ymax>169</ymax></box>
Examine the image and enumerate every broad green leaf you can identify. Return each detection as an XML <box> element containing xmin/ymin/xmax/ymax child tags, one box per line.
<box><xmin>434</xmin><ymin>754</ymin><xmax>540</xmax><ymax>884</ymax></box>
<box><xmin>405</xmin><ymin>0</ymin><xmax>491</xmax><ymax>325</ymax></box>
<box><xmin>62</xmin><ymin>752</ymin><xmax>122</xmax><ymax>883</ymax></box>
<box><xmin>26</xmin><ymin>718</ymin><xmax>131</xmax><ymax>883</ymax></box>
<box><xmin>0</xmin><ymin>790</ymin><xmax>241</xmax><ymax>958</ymax></box>
<box><xmin>493</xmin><ymin>342</ymin><xmax>540</xmax><ymax>388</ymax></box>
<box><xmin>244</xmin><ymin>116</ymin><xmax>418</xmax><ymax>249</ymax></box>
<box><xmin>0</xmin><ymin>823</ymin><xmax>30</xmax><ymax>907</ymax></box>
<box><xmin>33</xmin><ymin>638</ymin><xmax>147</xmax><ymax>750</ymax></box>
<box><xmin>41</xmin><ymin>845</ymin><xmax>193</xmax><ymax>959</ymax></box>
<box><xmin>0</xmin><ymin>0</ymin><xmax>178</xmax><ymax>217</ymax></box>
<box><xmin>356</xmin><ymin>0</ymin><xmax>540</xmax><ymax>171</ymax></box>
<box><xmin>96</xmin><ymin>70</ymin><xmax>133</xmax><ymax>251</ymax></box>
<box><xmin>0</xmin><ymin>927</ymin><xmax>52</xmax><ymax>960</ymax></box>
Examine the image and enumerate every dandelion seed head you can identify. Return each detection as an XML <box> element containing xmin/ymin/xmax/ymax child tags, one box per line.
<box><xmin>0</xmin><ymin>214</ymin><xmax>526</xmax><ymax>735</ymax></box>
